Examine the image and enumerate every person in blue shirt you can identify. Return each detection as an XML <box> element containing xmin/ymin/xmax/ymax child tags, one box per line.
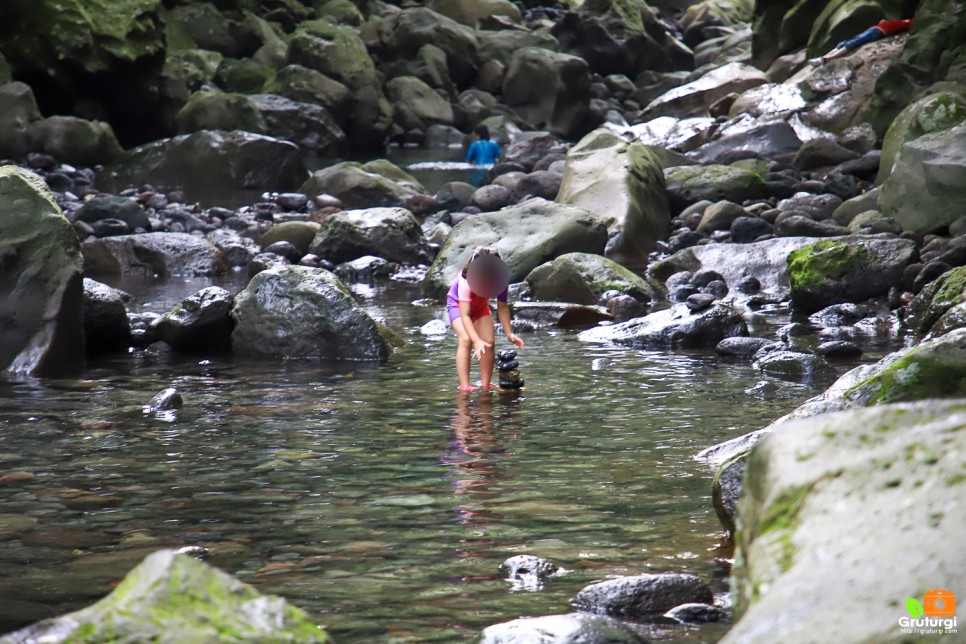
<box><xmin>466</xmin><ymin>125</ymin><xmax>501</xmax><ymax>166</ymax></box>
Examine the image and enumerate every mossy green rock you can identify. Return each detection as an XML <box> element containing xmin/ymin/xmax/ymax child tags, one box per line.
<box><xmin>309</xmin><ymin>207</ymin><xmax>431</xmax><ymax>264</ymax></box>
<box><xmin>421</xmin><ymin>198</ymin><xmax>608</xmax><ymax>299</ymax></box>
<box><xmin>525</xmin><ymin>252</ymin><xmax>657</xmax><ymax>306</ymax></box>
<box><xmin>904</xmin><ymin>265</ymin><xmax>966</xmax><ymax>339</ymax></box>
<box><xmin>1</xmin><ymin>549</ymin><xmax>328</xmax><ymax>643</ymax></box>
<box><xmin>0</xmin><ymin>166</ymin><xmax>84</xmax><ymax>376</ymax></box>
<box><xmin>877</xmin><ymin>91</ymin><xmax>966</xmax><ymax>183</ymax></box>
<box><xmin>27</xmin><ymin>116</ymin><xmax>124</xmax><ymax>166</ymax></box>
<box><xmin>664</xmin><ymin>164</ymin><xmax>767</xmax><ymax>211</ymax></box>
<box><xmin>264</xmin><ymin>65</ymin><xmax>352</xmax><ymax>123</ymax></box>
<box><xmin>299</xmin><ymin>162</ymin><xmax>422</xmax><ymax>210</ymax></box>
<box><xmin>216</xmin><ymin>58</ymin><xmax>276</xmax><ymax>94</ymax></box>
<box><xmin>805</xmin><ymin>0</ymin><xmax>909</xmax><ymax>58</ymax></box>
<box><xmin>385</xmin><ymin>76</ymin><xmax>455</xmax><ymax>131</ymax></box>
<box><xmin>288</xmin><ymin>20</ymin><xmax>377</xmax><ymax>91</ymax></box>
<box><xmin>0</xmin><ymin>82</ymin><xmax>43</xmax><ymax>159</ymax></box>
<box><xmin>0</xmin><ymin>53</ymin><xmax>11</xmax><ymax>85</ymax></box>
<box><xmin>231</xmin><ymin>265</ymin><xmax>395</xmax><ymax>360</ymax></box>
<box><xmin>378</xmin><ymin>8</ymin><xmax>480</xmax><ymax>86</ymax></box>
<box><xmin>879</xmin><ymin>122</ymin><xmax>966</xmax><ymax>234</ymax></box>
<box><xmin>786</xmin><ymin>237</ymin><xmax>915</xmax><ymax>311</ymax></box>
<box><xmin>1</xmin><ymin>0</ymin><xmax>165</xmax><ymax>75</ymax></box>
<box><xmin>502</xmin><ymin>47</ymin><xmax>591</xmax><ymax>140</ymax></box>
<box><xmin>175</xmin><ymin>90</ymin><xmax>266</xmax><ymax>134</ymax></box>
<box><xmin>426</xmin><ymin>0</ymin><xmax>522</xmax><ymax>26</ymax></box>
<box><xmin>556</xmin><ymin>129</ymin><xmax>670</xmax><ymax>267</ymax></box>
<box><xmin>724</xmin><ymin>400</ymin><xmax>966</xmax><ymax>643</ymax></box>
<box><xmin>260</xmin><ymin>221</ymin><xmax>321</xmax><ymax>256</ymax></box>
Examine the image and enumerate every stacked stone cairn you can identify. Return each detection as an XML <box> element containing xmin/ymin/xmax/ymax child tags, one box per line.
<box><xmin>497</xmin><ymin>349</ymin><xmax>524</xmax><ymax>389</ymax></box>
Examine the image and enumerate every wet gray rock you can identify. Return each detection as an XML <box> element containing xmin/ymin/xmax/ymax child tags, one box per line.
<box><xmin>525</xmin><ymin>253</ymin><xmax>655</xmax><ymax>307</ymax></box>
<box><xmin>480</xmin><ymin>613</ymin><xmax>646</xmax><ymax>644</ymax></box>
<box><xmin>512</xmin><ymin>302</ymin><xmax>613</xmax><ymax>331</ymax></box>
<box><xmin>499</xmin><ymin>555</ymin><xmax>560</xmax><ymax>591</ymax></box>
<box><xmin>808</xmin><ymin>303</ymin><xmax>865</xmax><ymax>327</ymax></box>
<box><xmin>686</xmin><ymin>292</ymin><xmax>715</xmax><ymax>311</ymax></box>
<box><xmin>664</xmin><ymin>165</ymin><xmax>768</xmax><ymax>211</ymax></box>
<box><xmin>82</xmin><ymin>233</ymin><xmax>230</xmax><ymax>278</ymax></box>
<box><xmin>0</xmin><ymin>167</ymin><xmax>85</xmax><ymax>376</ymax></box>
<box><xmin>299</xmin><ymin>161</ymin><xmax>425</xmax><ymax>210</ymax></box>
<box><xmin>231</xmin><ymin>266</ymin><xmax>395</xmax><ymax>360</ymax></box>
<box><xmin>815</xmin><ymin>340</ymin><xmax>862</xmax><ymax>358</ymax></box>
<box><xmin>262</xmin><ymin>241</ymin><xmax>303</xmax><ymax>264</ymax></box>
<box><xmin>75</xmin><ymin>195</ymin><xmax>150</xmax><ymax>231</ymax></box>
<box><xmin>90</xmin><ymin>218</ymin><xmax>131</xmax><ymax>238</ymax></box>
<box><xmin>711</xmin><ymin>447</ymin><xmax>746</xmax><ymax>537</ymax></box>
<box><xmin>104</xmin><ymin>130</ymin><xmax>308</xmax><ymax>197</ymax></box>
<box><xmin>730</xmin><ymin>216</ymin><xmax>772</xmax><ymax>243</ymax></box>
<box><xmin>335</xmin><ymin>256</ymin><xmax>397</xmax><ymax>282</ymax></box>
<box><xmin>696</xmin><ymin>201</ymin><xmax>747</xmax><ymax>234</ymax></box>
<box><xmin>690</xmin><ymin>120</ymin><xmax>801</xmax><ymax>164</ymax></box>
<box><xmin>664</xmin><ymin>603</ymin><xmax>729</xmax><ymax>624</ymax></box>
<box><xmin>309</xmin><ymin>207</ymin><xmax>431</xmax><ymax>265</ymax></box>
<box><xmin>502</xmin><ymin>47</ymin><xmax>591</xmax><ymax>139</ymax></box>
<box><xmin>82</xmin><ymin>278</ymin><xmax>131</xmax><ymax>354</ymax></box>
<box><xmin>774</xmin><ymin>216</ymin><xmax>848</xmax><ymax>238</ymax></box>
<box><xmin>511</xmin><ymin>170</ymin><xmax>563</xmax><ymax>203</ymax></box>
<box><xmin>573</xmin><ymin>573</ymin><xmax>713</xmax><ymax>619</ymax></box>
<box><xmin>716</xmin><ymin>337</ymin><xmax>772</xmax><ymax>358</ymax></box>
<box><xmin>779</xmin><ymin>194</ymin><xmax>842</xmax><ymax>221</ymax></box>
<box><xmin>579</xmin><ymin>304</ymin><xmax>746</xmax><ymax>349</ymax></box>
<box><xmin>248</xmin><ymin>252</ymin><xmax>291</xmax><ymax>277</ymax></box>
<box><xmin>755</xmin><ymin>351</ymin><xmax>832</xmax><ymax>383</ymax></box>
<box><xmin>471</xmin><ymin>185</ymin><xmax>512</xmax><ymax>211</ymax></box>
<box><xmin>792</xmin><ymin>137</ymin><xmax>859</xmax><ymax>171</ymax></box>
<box><xmin>155</xmin><ymin>287</ymin><xmax>234</xmax><ymax>354</ymax></box>
<box><xmin>145</xmin><ymin>388</ymin><xmax>183</xmax><ymax>412</ymax></box>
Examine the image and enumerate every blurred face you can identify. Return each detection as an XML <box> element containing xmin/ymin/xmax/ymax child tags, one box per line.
<box><xmin>467</xmin><ymin>254</ymin><xmax>509</xmax><ymax>298</ymax></box>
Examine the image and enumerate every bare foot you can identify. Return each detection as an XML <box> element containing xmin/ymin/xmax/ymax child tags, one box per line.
<box><xmin>457</xmin><ymin>384</ymin><xmax>478</xmax><ymax>392</ymax></box>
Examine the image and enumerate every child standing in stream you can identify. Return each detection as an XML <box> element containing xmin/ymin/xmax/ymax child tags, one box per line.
<box><xmin>446</xmin><ymin>247</ymin><xmax>525</xmax><ymax>392</ymax></box>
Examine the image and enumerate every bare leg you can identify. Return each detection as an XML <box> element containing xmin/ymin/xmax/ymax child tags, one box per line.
<box><xmin>475</xmin><ymin>315</ymin><xmax>496</xmax><ymax>388</ymax></box>
<box><xmin>452</xmin><ymin>318</ymin><xmax>473</xmax><ymax>389</ymax></box>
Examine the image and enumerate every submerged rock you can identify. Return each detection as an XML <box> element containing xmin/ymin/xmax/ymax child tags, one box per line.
<box><xmin>480</xmin><ymin>612</ymin><xmax>646</xmax><ymax>644</ymax></box>
<box><xmin>231</xmin><ymin>266</ymin><xmax>396</xmax><ymax>360</ymax></box>
<box><xmin>724</xmin><ymin>401</ymin><xmax>966</xmax><ymax>644</ymax></box>
<box><xmin>573</xmin><ymin>573</ymin><xmax>713</xmax><ymax>619</ymax></box>
<box><xmin>145</xmin><ymin>388</ymin><xmax>183</xmax><ymax>413</ymax></box>
<box><xmin>579</xmin><ymin>304</ymin><xmax>747</xmax><ymax>349</ymax></box>
<box><xmin>664</xmin><ymin>602</ymin><xmax>729</xmax><ymax>624</ymax></box>
<box><xmin>511</xmin><ymin>301</ymin><xmax>614</xmax><ymax>330</ymax></box>
<box><xmin>499</xmin><ymin>554</ymin><xmax>560</xmax><ymax>591</ymax></box>
<box><xmin>0</xmin><ymin>166</ymin><xmax>84</xmax><ymax>376</ymax></box>
<box><xmin>1</xmin><ymin>550</ymin><xmax>329</xmax><ymax>642</ymax></box>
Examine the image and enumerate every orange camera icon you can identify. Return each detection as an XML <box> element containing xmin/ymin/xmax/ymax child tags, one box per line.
<box><xmin>924</xmin><ymin>589</ymin><xmax>956</xmax><ymax>617</ymax></box>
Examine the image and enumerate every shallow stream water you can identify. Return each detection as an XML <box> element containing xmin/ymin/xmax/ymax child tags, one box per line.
<box><xmin>0</xmin><ymin>276</ymin><xmax>873</xmax><ymax>642</ymax></box>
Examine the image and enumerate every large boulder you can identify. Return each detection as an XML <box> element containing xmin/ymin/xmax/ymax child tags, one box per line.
<box><xmin>263</xmin><ymin>65</ymin><xmax>352</xmax><ymax>125</ymax></box>
<box><xmin>260</xmin><ymin>221</ymin><xmax>321</xmax><ymax>256</ymax></box>
<box><xmin>502</xmin><ymin>48</ymin><xmax>591</xmax><ymax>140</ymax></box>
<box><xmin>525</xmin><ymin>252</ymin><xmax>657</xmax><ymax>306</ymax></box>
<box><xmin>231</xmin><ymin>266</ymin><xmax>395</xmax><ymax>360</ymax></box>
<box><xmin>102</xmin><ymin>130</ymin><xmax>308</xmax><ymax>199</ymax></box>
<box><xmin>651</xmin><ymin>236</ymin><xmax>834</xmax><ymax>300</ymax></box>
<box><xmin>573</xmin><ymin>573</ymin><xmax>714</xmax><ymax>619</ymax></box>
<box><xmin>480</xmin><ymin>613</ymin><xmax>646</xmax><ymax>644</ymax></box>
<box><xmin>552</xmin><ymin>0</ymin><xmax>693</xmax><ymax>76</ymax></box>
<box><xmin>82</xmin><ymin>233</ymin><xmax>230</xmax><ymax>278</ymax></box>
<box><xmin>420</xmin><ymin>198</ymin><xmax>609</xmax><ymax>299</ymax></box>
<box><xmin>378</xmin><ymin>8</ymin><xmax>480</xmax><ymax>86</ymax></box>
<box><xmin>477</xmin><ymin>30</ymin><xmax>559</xmax><ymax>68</ymax></box>
<box><xmin>155</xmin><ymin>287</ymin><xmax>234</xmax><ymax>354</ymax></box>
<box><xmin>642</xmin><ymin>62</ymin><xmax>767</xmax><ymax>120</ymax></box>
<box><xmin>425</xmin><ymin>0</ymin><xmax>522</xmax><ymax>27</ymax></box>
<box><xmin>82</xmin><ymin>278</ymin><xmax>131</xmax><ymax>354</ymax></box>
<box><xmin>876</xmin><ymin>91</ymin><xmax>966</xmax><ymax>184</ymax></box>
<box><xmin>879</xmin><ymin>122</ymin><xmax>966</xmax><ymax>235</ymax></box>
<box><xmin>2</xmin><ymin>549</ymin><xmax>329</xmax><ymax>642</ymax></box>
<box><xmin>0</xmin><ymin>0</ymin><xmax>166</xmax><ymax>145</ymax></box>
<box><xmin>556</xmin><ymin>129</ymin><xmax>670</xmax><ymax>266</ymax></box>
<box><xmin>26</xmin><ymin>116</ymin><xmax>123</xmax><ymax>166</ymax></box>
<box><xmin>723</xmin><ymin>400</ymin><xmax>966</xmax><ymax>644</ymax></box>
<box><xmin>74</xmin><ymin>195</ymin><xmax>150</xmax><ymax>231</ymax></box>
<box><xmin>309</xmin><ymin>207</ymin><xmax>431</xmax><ymax>265</ymax></box>
<box><xmin>579</xmin><ymin>303</ymin><xmax>747</xmax><ymax>349</ymax></box>
<box><xmin>299</xmin><ymin>162</ymin><xmax>423</xmax><ymax>210</ymax></box>
<box><xmin>175</xmin><ymin>91</ymin><xmax>345</xmax><ymax>153</ymax></box>
<box><xmin>385</xmin><ymin>76</ymin><xmax>455</xmax><ymax>132</ymax></box>
<box><xmin>664</xmin><ymin>164</ymin><xmax>768</xmax><ymax>211</ymax></box>
<box><xmin>287</xmin><ymin>20</ymin><xmax>390</xmax><ymax>149</ymax></box>
<box><xmin>0</xmin><ymin>82</ymin><xmax>42</xmax><ymax>159</ymax></box>
<box><xmin>0</xmin><ymin>166</ymin><xmax>84</xmax><ymax>376</ymax></box>
<box><xmin>786</xmin><ymin>237</ymin><xmax>916</xmax><ymax>311</ymax></box>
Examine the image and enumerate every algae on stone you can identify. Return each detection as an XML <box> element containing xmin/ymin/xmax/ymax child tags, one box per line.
<box><xmin>0</xmin><ymin>550</ymin><xmax>329</xmax><ymax>643</ymax></box>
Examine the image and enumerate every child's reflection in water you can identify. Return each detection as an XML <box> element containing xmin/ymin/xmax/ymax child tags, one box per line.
<box><xmin>443</xmin><ymin>391</ymin><xmax>523</xmax><ymax>532</ymax></box>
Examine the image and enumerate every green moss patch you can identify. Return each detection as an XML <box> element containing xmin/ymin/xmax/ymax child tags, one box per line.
<box><xmin>787</xmin><ymin>240</ymin><xmax>870</xmax><ymax>293</ymax></box>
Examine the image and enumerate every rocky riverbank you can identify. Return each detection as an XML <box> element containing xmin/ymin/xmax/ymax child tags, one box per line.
<box><xmin>2</xmin><ymin>0</ymin><xmax>966</xmax><ymax>641</ymax></box>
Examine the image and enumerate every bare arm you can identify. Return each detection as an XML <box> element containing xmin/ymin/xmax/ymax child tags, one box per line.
<box><xmin>460</xmin><ymin>300</ymin><xmax>491</xmax><ymax>359</ymax></box>
<box><xmin>497</xmin><ymin>301</ymin><xmax>525</xmax><ymax>348</ymax></box>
